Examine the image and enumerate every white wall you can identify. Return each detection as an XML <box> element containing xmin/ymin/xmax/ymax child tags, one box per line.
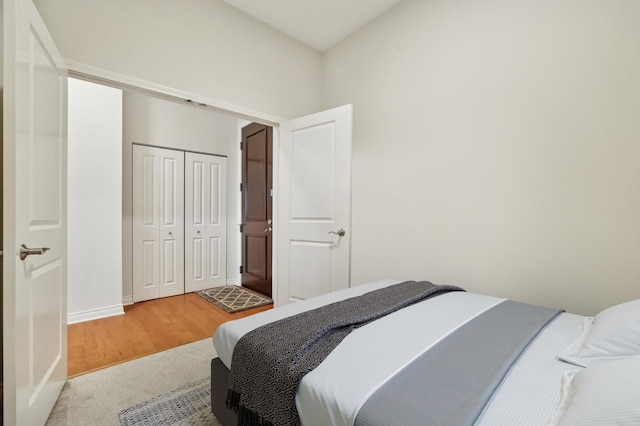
<box><xmin>33</xmin><ymin>0</ymin><xmax>323</xmax><ymax>120</ymax></box>
<box><xmin>122</xmin><ymin>92</ymin><xmax>240</xmax><ymax>303</ymax></box>
<box><xmin>324</xmin><ymin>0</ymin><xmax>640</xmax><ymax>316</ymax></box>
<box><xmin>68</xmin><ymin>78</ymin><xmax>124</xmax><ymax>323</ymax></box>
<box><xmin>43</xmin><ymin>0</ymin><xmax>640</xmax><ymax>317</ymax></box>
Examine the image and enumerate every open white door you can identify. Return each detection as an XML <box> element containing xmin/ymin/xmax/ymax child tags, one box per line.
<box><xmin>3</xmin><ymin>0</ymin><xmax>68</xmax><ymax>424</ymax></box>
<box><xmin>277</xmin><ymin>105</ymin><xmax>352</xmax><ymax>306</ymax></box>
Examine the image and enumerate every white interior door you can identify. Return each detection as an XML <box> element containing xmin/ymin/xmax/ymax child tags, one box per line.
<box><xmin>3</xmin><ymin>1</ymin><xmax>68</xmax><ymax>424</ymax></box>
<box><xmin>132</xmin><ymin>145</ymin><xmax>185</xmax><ymax>302</ymax></box>
<box><xmin>277</xmin><ymin>105</ymin><xmax>352</xmax><ymax>306</ymax></box>
<box><xmin>185</xmin><ymin>152</ymin><xmax>227</xmax><ymax>292</ymax></box>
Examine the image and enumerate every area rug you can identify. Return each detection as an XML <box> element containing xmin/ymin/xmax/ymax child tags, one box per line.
<box><xmin>118</xmin><ymin>377</ymin><xmax>220</xmax><ymax>426</ymax></box>
<box><xmin>196</xmin><ymin>285</ymin><xmax>272</xmax><ymax>313</ymax></box>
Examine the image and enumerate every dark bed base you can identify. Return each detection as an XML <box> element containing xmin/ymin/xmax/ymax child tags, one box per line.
<box><xmin>211</xmin><ymin>357</ymin><xmax>238</xmax><ymax>426</ymax></box>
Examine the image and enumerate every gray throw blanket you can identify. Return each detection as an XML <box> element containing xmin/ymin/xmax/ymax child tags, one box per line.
<box><xmin>226</xmin><ymin>280</ymin><xmax>465</xmax><ymax>426</ymax></box>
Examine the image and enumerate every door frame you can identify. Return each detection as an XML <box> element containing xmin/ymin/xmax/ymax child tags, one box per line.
<box><xmin>66</xmin><ymin>64</ymin><xmax>284</xmax><ymax>305</ymax></box>
<box><xmin>66</xmin><ymin>67</ymin><xmax>351</xmax><ymax>308</ymax></box>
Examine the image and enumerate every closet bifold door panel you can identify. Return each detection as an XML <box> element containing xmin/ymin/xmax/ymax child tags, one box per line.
<box><xmin>132</xmin><ymin>145</ymin><xmax>185</xmax><ymax>303</ymax></box>
<box><xmin>185</xmin><ymin>152</ymin><xmax>228</xmax><ymax>292</ymax></box>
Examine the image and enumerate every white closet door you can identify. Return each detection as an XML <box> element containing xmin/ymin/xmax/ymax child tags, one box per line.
<box><xmin>185</xmin><ymin>152</ymin><xmax>227</xmax><ymax>292</ymax></box>
<box><xmin>133</xmin><ymin>145</ymin><xmax>185</xmax><ymax>302</ymax></box>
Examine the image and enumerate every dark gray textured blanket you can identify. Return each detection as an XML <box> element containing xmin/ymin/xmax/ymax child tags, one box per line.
<box><xmin>226</xmin><ymin>280</ymin><xmax>464</xmax><ymax>426</ymax></box>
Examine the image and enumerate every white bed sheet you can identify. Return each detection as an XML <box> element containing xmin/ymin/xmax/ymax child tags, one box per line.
<box><xmin>212</xmin><ymin>280</ymin><xmax>584</xmax><ymax>426</ymax></box>
<box><xmin>296</xmin><ymin>291</ymin><xmax>503</xmax><ymax>426</ymax></box>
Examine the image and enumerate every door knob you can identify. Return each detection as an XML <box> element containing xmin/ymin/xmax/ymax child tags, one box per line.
<box><xmin>264</xmin><ymin>226</ymin><xmax>273</xmax><ymax>233</ymax></box>
<box><xmin>328</xmin><ymin>228</ymin><xmax>346</xmax><ymax>237</ymax></box>
<box><xmin>19</xmin><ymin>244</ymin><xmax>50</xmax><ymax>261</ymax></box>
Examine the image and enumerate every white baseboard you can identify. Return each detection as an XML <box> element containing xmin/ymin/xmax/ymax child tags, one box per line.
<box><xmin>67</xmin><ymin>304</ymin><xmax>125</xmax><ymax>324</ymax></box>
<box><xmin>122</xmin><ymin>295</ymin><xmax>134</xmax><ymax>306</ymax></box>
<box><xmin>226</xmin><ymin>277</ymin><xmax>240</xmax><ymax>285</ymax></box>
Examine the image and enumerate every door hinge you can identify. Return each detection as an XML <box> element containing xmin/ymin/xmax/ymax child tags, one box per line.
<box><xmin>239</xmin><ymin>265</ymin><xmax>243</xmax><ymax>273</ymax></box>
<box><xmin>239</xmin><ymin>224</ymin><xmax>244</xmax><ymax>232</ymax></box>
<box><xmin>240</xmin><ymin>141</ymin><xmax>243</xmax><ymax>150</ymax></box>
<box><xmin>240</xmin><ymin>182</ymin><xmax>243</xmax><ymax>192</ymax></box>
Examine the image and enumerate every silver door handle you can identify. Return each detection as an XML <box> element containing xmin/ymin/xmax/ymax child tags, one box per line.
<box><xmin>20</xmin><ymin>244</ymin><xmax>50</xmax><ymax>261</ymax></box>
<box><xmin>328</xmin><ymin>228</ymin><xmax>346</xmax><ymax>237</ymax></box>
<box><xmin>264</xmin><ymin>226</ymin><xmax>272</xmax><ymax>233</ymax></box>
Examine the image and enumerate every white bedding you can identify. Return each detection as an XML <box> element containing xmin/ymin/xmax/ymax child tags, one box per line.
<box><xmin>475</xmin><ymin>312</ymin><xmax>584</xmax><ymax>425</ymax></box>
<box><xmin>212</xmin><ymin>280</ymin><xmax>585</xmax><ymax>426</ymax></box>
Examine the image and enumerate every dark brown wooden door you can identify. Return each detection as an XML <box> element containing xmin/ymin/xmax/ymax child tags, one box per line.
<box><xmin>241</xmin><ymin>123</ymin><xmax>273</xmax><ymax>297</ymax></box>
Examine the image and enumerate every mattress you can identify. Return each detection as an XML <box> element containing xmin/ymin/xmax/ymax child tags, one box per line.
<box><xmin>212</xmin><ymin>279</ymin><xmax>584</xmax><ymax>426</ymax></box>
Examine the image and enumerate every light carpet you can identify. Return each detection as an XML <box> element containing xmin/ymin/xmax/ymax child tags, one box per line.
<box><xmin>197</xmin><ymin>285</ymin><xmax>272</xmax><ymax>313</ymax></box>
<box><xmin>46</xmin><ymin>338</ymin><xmax>220</xmax><ymax>426</ymax></box>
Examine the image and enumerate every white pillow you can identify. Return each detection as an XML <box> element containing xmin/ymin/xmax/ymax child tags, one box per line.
<box><xmin>547</xmin><ymin>356</ymin><xmax>640</xmax><ymax>426</ymax></box>
<box><xmin>558</xmin><ymin>299</ymin><xmax>640</xmax><ymax>367</ymax></box>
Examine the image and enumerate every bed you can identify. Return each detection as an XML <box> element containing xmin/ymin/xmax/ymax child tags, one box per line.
<box><xmin>210</xmin><ymin>279</ymin><xmax>640</xmax><ymax>426</ymax></box>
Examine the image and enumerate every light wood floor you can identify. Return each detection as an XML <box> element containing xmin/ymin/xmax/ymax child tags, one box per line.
<box><xmin>67</xmin><ymin>292</ymin><xmax>272</xmax><ymax>378</ymax></box>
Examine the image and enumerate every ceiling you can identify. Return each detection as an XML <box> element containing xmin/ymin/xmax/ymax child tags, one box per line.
<box><xmin>223</xmin><ymin>0</ymin><xmax>402</xmax><ymax>51</ymax></box>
